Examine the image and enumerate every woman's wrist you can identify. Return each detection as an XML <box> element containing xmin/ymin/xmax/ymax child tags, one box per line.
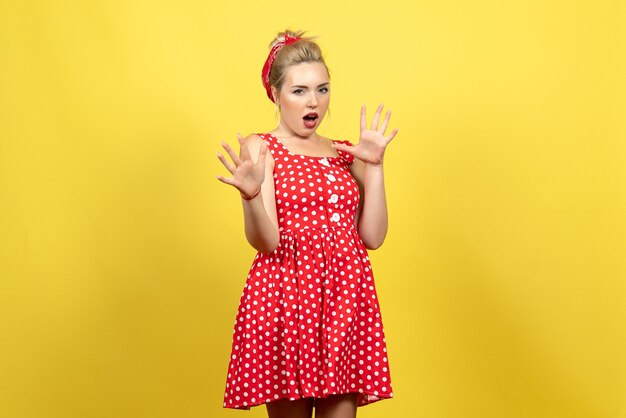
<box><xmin>241</xmin><ymin>188</ymin><xmax>261</xmax><ymax>201</ymax></box>
<box><xmin>364</xmin><ymin>161</ymin><xmax>384</xmax><ymax>170</ymax></box>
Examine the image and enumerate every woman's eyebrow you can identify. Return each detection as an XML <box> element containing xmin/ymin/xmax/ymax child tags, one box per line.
<box><xmin>290</xmin><ymin>82</ymin><xmax>330</xmax><ymax>88</ymax></box>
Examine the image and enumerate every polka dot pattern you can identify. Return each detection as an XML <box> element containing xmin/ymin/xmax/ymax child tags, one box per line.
<box><xmin>223</xmin><ymin>133</ymin><xmax>393</xmax><ymax>410</ymax></box>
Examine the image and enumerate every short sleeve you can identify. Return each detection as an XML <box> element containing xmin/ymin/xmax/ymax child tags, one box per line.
<box><xmin>333</xmin><ymin>140</ymin><xmax>355</xmax><ymax>165</ymax></box>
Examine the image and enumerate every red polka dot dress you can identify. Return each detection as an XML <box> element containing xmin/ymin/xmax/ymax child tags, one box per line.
<box><xmin>223</xmin><ymin>133</ymin><xmax>393</xmax><ymax>410</ymax></box>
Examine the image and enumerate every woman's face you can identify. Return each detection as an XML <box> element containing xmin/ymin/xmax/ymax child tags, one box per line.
<box><xmin>274</xmin><ymin>62</ymin><xmax>330</xmax><ymax>138</ymax></box>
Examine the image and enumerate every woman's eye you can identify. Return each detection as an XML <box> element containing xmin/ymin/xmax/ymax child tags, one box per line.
<box><xmin>293</xmin><ymin>89</ymin><xmax>304</xmax><ymax>94</ymax></box>
<box><xmin>319</xmin><ymin>87</ymin><xmax>329</xmax><ymax>93</ymax></box>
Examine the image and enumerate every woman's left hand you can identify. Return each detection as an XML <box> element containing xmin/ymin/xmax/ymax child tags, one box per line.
<box><xmin>332</xmin><ymin>104</ymin><xmax>399</xmax><ymax>165</ymax></box>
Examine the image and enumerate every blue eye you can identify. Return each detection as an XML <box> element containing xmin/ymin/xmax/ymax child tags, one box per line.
<box><xmin>292</xmin><ymin>89</ymin><xmax>304</xmax><ymax>94</ymax></box>
<box><xmin>319</xmin><ymin>87</ymin><xmax>329</xmax><ymax>93</ymax></box>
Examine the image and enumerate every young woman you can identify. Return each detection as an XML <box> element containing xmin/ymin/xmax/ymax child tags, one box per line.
<box><xmin>216</xmin><ymin>29</ymin><xmax>398</xmax><ymax>418</ymax></box>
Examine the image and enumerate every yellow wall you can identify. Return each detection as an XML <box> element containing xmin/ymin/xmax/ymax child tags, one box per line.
<box><xmin>1</xmin><ymin>1</ymin><xmax>625</xmax><ymax>417</ymax></box>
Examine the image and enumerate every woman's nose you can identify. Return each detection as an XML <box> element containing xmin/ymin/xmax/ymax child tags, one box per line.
<box><xmin>307</xmin><ymin>93</ymin><xmax>318</xmax><ymax>107</ymax></box>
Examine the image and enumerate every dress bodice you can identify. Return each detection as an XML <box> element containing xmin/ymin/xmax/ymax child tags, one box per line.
<box><xmin>258</xmin><ymin>133</ymin><xmax>359</xmax><ymax>234</ymax></box>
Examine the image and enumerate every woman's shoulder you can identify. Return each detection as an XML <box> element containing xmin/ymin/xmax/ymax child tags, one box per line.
<box><xmin>323</xmin><ymin>135</ymin><xmax>355</xmax><ymax>165</ymax></box>
<box><xmin>242</xmin><ymin>132</ymin><xmax>277</xmax><ymax>147</ymax></box>
<box><xmin>241</xmin><ymin>132</ymin><xmax>264</xmax><ymax>142</ymax></box>
<box><xmin>248</xmin><ymin>132</ymin><xmax>283</xmax><ymax>147</ymax></box>
<box><xmin>240</xmin><ymin>133</ymin><xmax>275</xmax><ymax>164</ymax></box>
<box><xmin>325</xmin><ymin>136</ymin><xmax>353</xmax><ymax>146</ymax></box>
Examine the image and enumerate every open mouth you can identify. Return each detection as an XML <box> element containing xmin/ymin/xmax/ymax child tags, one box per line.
<box><xmin>303</xmin><ymin>112</ymin><xmax>319</xmax><ymax>129</ymax></box>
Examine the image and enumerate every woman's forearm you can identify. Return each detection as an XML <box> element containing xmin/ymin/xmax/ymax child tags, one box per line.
<box><xmin>357</xmin><ymin>163</ymin><xmax>388</xmax><ymax>249</ymax></box>
<box><xmin>242</xmin><ymin>193</ymin><xmax>279</xmax><ymax>254</ymax></box>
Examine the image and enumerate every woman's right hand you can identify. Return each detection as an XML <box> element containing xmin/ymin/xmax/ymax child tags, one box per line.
<box><xmin>216</xmin><ymin>133</ymin><xmax>268</xmax><ymax>199</ymax></box>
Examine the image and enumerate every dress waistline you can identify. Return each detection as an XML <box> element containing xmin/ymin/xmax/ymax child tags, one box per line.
<box><xmin>279</xmin><ymin>224</ymin><xmax>357</xmax><ymax>235</ymax></box>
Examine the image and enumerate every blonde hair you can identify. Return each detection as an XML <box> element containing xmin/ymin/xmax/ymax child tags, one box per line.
<box><xmin>268</xmin><ymin>29</ymin><xmax>330</xmax><ymax>99</ymax></box>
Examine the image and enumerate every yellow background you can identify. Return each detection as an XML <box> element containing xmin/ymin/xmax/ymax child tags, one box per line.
<box><xmin>1</xmin><ymin>1</ymin><xmax>625</xmax><ymax>417</ymax></box>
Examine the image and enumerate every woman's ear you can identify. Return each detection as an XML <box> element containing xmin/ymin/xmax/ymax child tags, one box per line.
<box><xmin>271</xmin><ymin>86</ymin><xmax>279</xmax><ymax>103</ymax></box>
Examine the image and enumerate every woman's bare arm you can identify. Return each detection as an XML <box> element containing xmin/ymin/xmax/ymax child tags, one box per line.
<box><xmin>216</xmin><ymin>134</ymin><xmax>279</xmax><ymax>254</ymax></box>
<box><xmin>335</xmin><ymin>104</ymin><xmax>398</xmax><ymax>250</ymax></box>
<box><xmin>239</xmin><ymin>135</ymin><xmax>279</xmax><ymax>253</ymax></box>
<box><xmin>350</xmin><ymin>158</ymin><xmax>388</xmax><ymax>250</ymax></box>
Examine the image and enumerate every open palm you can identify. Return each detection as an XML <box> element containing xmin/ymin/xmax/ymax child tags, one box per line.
<box><xmin>333</xmin><ymin>104</ymin><xmax>399</xmax><ymax>165</ymax></box>
<box><xmin>216</xmin><ymin>133</ymin><xmax>267</xmax><ymax>199</ymax></box>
